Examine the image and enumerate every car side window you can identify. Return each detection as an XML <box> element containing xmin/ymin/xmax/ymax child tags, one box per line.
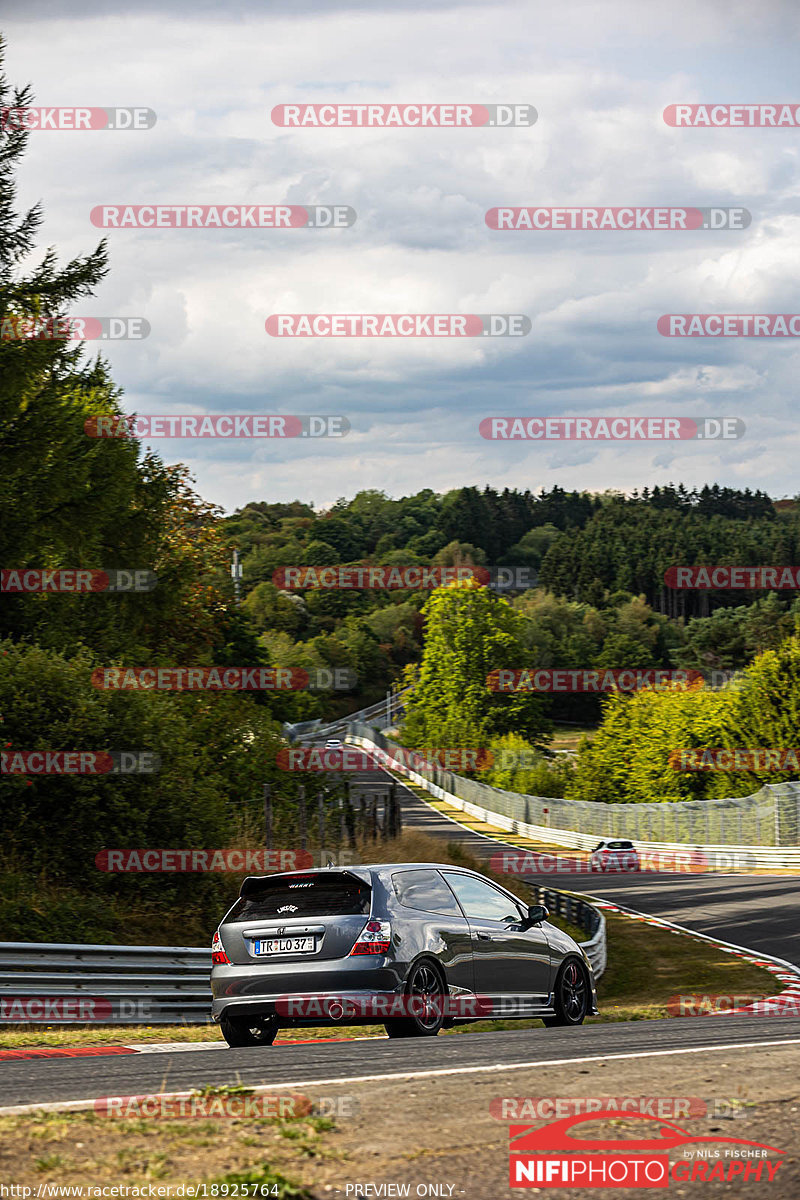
<box><xmin>441</xmin><ymin>873</ymin><xmax>524</xmax><ymax>923</ymax></box>
<box><xmin>391</xmin><ymin>869</ymin><xmax>463</xmax><ymax>916</ymax></box>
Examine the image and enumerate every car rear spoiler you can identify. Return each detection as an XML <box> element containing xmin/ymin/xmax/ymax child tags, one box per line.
<box><xmin>238</xmin><ymin>868</ymin><xmax>372</xmax><ymax>897</ymax></box>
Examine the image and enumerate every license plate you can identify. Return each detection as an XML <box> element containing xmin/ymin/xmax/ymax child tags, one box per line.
<box><xmin>253</xmin><ymin>936</ymin><xmax>315</xmax><ymax>956</ymax></box>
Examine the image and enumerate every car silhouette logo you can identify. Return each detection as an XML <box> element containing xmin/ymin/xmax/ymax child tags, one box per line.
<box><xmin>510</xmin><ymin>1111</ymin><xmax>784</xmax><ymax>1155</ymax></box>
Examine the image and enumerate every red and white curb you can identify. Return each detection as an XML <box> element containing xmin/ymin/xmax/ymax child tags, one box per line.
<box><xmin>0</xmin><ymin>1034</ymin><xmax>383</xmax><ymax>1064</ymax></box>
<box><xmin>0</xmin><ymin>1041</ymin><xmax>225</xmax><ymax>1062</ymax></box>
<box><xmin>591</xmin><ymin>898</ymin><xmax>800</xmax><ymax>1016</ymax></box>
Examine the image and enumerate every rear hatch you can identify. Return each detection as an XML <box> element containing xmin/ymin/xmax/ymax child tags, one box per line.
<box><xmin>219</xmin><ymin>870</ymin><xmax>373</xmax><ymax>965</ymax></box>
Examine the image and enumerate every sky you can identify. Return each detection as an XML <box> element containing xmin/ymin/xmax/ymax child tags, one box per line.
<box><xmin>5</xmin><ymin>0</ymin><xmax>800</xmax><ymax>513</ymax></box>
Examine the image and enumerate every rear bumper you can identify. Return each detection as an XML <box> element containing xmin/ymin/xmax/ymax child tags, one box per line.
<box><xmin>211</xmin><ymin>955</ymin><xmax>405</xmax><ymax>1022</ymax></box>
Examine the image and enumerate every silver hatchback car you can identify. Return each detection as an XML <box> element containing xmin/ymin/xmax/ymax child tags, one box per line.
<box><xmin>210</xmin><ymin>863</ymin><xmax>598</xmax><ymax>1046</ymax></box>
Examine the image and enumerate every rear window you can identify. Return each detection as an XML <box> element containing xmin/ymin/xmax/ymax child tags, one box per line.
<box><xmin>225</xmin><ymin>873</ymin><xmax>371</xmax><ymax>922</ymax></box>
<box><xmin>607</xmin><ymin>841</ymin><xmax>634</xmax><ymax>850</ymax></box>
<box><xmin>392</xmin><ymin>869</ymin><xmax>462</xmax><ymax>916</ymax></box>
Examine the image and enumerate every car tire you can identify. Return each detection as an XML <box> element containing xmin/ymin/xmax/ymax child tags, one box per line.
<box><xmin>542</xmin><ymin>958</ymin><xmax>590</xmax><ymax>1027</ymax></box>
<box><xmin>219</xmin><ymin>1013</ymin><xmax>279</xmax><ymax>1048</ymax></box>
<box><xmin>384</xmin><ymin>960</ymin><xmax>446</xmax><ymax>1038</ymax></box>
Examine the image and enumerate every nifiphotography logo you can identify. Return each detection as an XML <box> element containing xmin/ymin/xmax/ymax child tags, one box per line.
<box><xmin>508</xmin><ymin>1111</ymin><xmax>783</xmax><ymax>1187</ymax></box>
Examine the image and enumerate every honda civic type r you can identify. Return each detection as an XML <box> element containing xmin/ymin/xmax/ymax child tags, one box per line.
<box><xmin>210</xmin><ymin>864</ymin><xmax>598</xmax><ymax>1047</ymax></box>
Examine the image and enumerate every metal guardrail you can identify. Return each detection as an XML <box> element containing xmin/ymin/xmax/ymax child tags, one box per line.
<box><xmin>528</xmin><ymin>887</ymin><xmax>607</xmax><ymax>979</ymax></box>
<box><xmin>350</xmin><ymin>726</ymin><xmax>800</xmax><ymax>864</ymax></box>
<box><xmin>282</xmin><ymin>717</ymin><xmax>323</xmax><ymax>739</ymax></box>
<box><xmin>0</xmin><ymin>909</ymin><xmax>605</xmax><ymax>1024</ymax></box>
<box><xmin>285</xmin><ymin>690</ymin><xmax>410</xmax><ymax>745</ymax></box>
<box><xmin>0</xmin><ymin>942</ymin><xmax>212</xmax><ymax>1025</ymax></box>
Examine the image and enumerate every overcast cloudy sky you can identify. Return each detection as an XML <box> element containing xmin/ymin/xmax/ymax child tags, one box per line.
<box><xmin>5</xmin><ymin>0</ymin><xmax>800</xmax><ymax>512</ymax></box>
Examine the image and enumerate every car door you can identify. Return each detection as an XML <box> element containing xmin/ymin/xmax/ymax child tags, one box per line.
<box><xmin>441</xmin><ymin>872</ymin><xmax>552</xmax><ymax>1007</ymax></box>
<box><xmin>390</xmin><ymin>869</ymin><xmax>475</xmax><ymax>994</ymax></box>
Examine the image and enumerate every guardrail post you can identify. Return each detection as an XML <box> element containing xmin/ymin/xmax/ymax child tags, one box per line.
<box><xmin>389</xmin><ymin>781</ymin><xmax>398</xmax><ymax>837</ymax></box>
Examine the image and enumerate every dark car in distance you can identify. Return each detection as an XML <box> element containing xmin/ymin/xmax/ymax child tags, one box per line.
<box><xmin>210</xmin><ymin>863</ymin><xmax>598</xmax><ymax>1047</ymax></box>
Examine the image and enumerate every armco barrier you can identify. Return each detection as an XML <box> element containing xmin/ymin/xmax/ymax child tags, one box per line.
<box><xmin>348</xmin><ymin>726</ymin><xmax>800</xmax><ymax>870</ymax></box>
<box><xmin>0</xmin><ymin>902</ymin><xmax>606</xmax><ymax>1023</ymax></box>
<box><xmin>529</xmin><ymin>886</ymin><xmax>607</xmax><ymax>979</ymax></box>
<box><xmin>0</xmin><ymin>942</ymin><xmax>212</xmax><ymax>1025</ymax></box>
<box><xmin>285</xmin><ymin>690</ymin><xmax>410</xmax><ymax>745</ymax></box>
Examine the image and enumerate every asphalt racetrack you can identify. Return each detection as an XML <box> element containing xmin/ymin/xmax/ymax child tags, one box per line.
<box><xmin>2</xmin><ymin>1018</ymin><xmax>800</xmax><ymax>1110</ymax></box>
<box><xmin>2</xmin><ymin>764</ymin><xmax>799</xmax><ymax>1113</ymax></box>
<box><xmin>381</xmin><ymin>767</ymin><xmax>800</xmax><ymax>966</ymax></box>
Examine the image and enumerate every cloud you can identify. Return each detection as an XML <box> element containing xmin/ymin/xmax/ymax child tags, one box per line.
<box><xmin>4</xmin><ymin>0</ymin><xmax>800</xmax><ymax>508</ymax></box>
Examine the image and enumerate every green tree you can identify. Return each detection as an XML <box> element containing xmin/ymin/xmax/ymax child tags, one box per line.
<box><xmin>401</xmin><ymin>580</ymin><xmax>551</xmax><ymax>751</ymax></box>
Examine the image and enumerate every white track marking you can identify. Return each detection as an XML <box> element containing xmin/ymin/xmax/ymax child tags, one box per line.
<box><xmin>2</xmin><ymin>1036</ymin><xmax>800</xmax><ymax>1117</ymax></box>
<box><xmin>126</xmin><ymin>1042</ymin><xmax>226</xmax><ymax>1053</ymax></box>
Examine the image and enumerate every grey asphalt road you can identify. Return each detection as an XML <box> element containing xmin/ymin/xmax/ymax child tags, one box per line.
<box><xmin>377</xmin><ymin>769</ymin><xmax>800</xmax><ymax>967</ymax></box>
<box><xmin>3</xmin><ymin>759</ymin><xmax>798</xmax><ymax>1112</ymax></box>
<box><xmin>3</xmin><ymin>1016</ymin><xmax>800</xmax><ymax>1109</ymax></box>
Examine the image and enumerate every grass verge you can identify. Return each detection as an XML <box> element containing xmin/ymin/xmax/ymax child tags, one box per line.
<box><xmin>0</xmin><ymin>1107</ymin><xmax>336</xmax><ymax>1193</ymax></box>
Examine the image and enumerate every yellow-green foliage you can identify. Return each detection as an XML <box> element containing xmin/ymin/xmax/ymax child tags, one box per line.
<box><xmin>566</xmin><ymin>632</ymin><xmax>800</xmax><ymax>803</ymax></box>
<box><xmin>481</xmin><ymin>731</ymin><xmax>573</xmax><ymax>797</ymax></box>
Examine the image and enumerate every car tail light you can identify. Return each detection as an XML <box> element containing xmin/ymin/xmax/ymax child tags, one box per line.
<box><xmin>350</xmin><ymin>918</ymin><xmax>391</xmax><ymax>956</ymax></box>
<box><xmin>211</xmin><ymin>930</ymin><xmax>230</xmax><ymax>965</ymax></box>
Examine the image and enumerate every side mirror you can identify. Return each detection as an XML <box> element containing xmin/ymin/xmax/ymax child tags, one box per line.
<box><xmin>526</xmin><ymin>904</ymin><xmax>549</xmax><ymax>926</ymax></box>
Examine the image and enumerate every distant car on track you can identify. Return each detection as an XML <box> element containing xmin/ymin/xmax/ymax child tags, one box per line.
<box><xmin>590</xmin><ymin>839</ymin><xmax>641</xmax><ymax>872</ymax></box>
<box><xmin>210</xmin><ymin>863</ymin><xmax>598</xmax><ymax>1047</ymax></box>
<box><xmin>323</xmin><ymin>737</ymin><xmax>344</xmax><ymax>750</ymax></box>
